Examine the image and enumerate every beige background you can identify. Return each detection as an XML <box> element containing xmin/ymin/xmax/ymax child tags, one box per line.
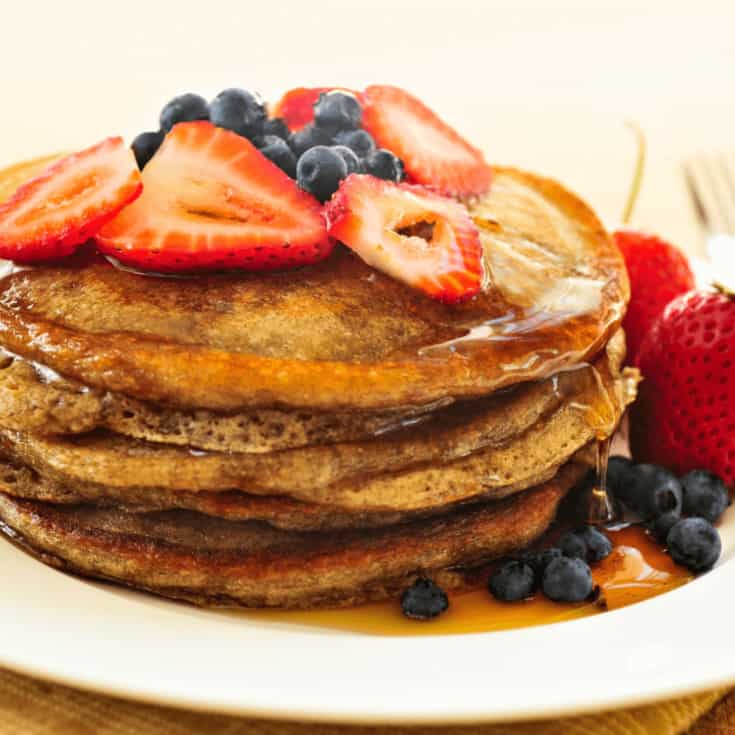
<box><xmin>1</xmin><ymin>0</ymin><xmax>734</xmax><ymax>252</ymax></box>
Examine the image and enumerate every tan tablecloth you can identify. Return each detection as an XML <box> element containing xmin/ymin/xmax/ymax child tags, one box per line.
<box><xmin>0</xmin><ymin>668</ymin><xmax>731</xmax><ymax>735</ymax></box>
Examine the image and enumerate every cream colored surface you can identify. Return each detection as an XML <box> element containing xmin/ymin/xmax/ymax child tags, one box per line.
<box><xmin>2</xmin><ymin>0</ymin><xmax>734</xmax><ymax>254</ymax></box>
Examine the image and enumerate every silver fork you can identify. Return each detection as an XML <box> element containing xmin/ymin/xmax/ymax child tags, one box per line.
<box><xmin>684</xmin><ymin>151</ymin><xmax>735</xmax><ymax>270</ymax></box>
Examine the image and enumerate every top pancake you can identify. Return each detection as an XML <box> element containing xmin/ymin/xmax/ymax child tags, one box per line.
<box><xmin>0</xmin><ymin>160</ymin><xmax>628</xmax><ymax>411</ymax></box>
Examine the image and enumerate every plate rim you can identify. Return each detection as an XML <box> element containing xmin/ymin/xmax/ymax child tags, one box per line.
<box><xmin>1</xmin><ymin>521</ymin><xmax>734</xmax><ymax>726</ymax></box>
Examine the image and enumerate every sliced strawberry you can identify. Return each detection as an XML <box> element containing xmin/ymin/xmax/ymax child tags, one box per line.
<box><xmin>0</xmin><ymin>138</ymin><xmax>141</xmax><ymax>262</ymax></box>
<box><xmin>96</xmin><ymin>122</ymin><xmax>332</xmax><ymax>272</ymax></box>
<box><xmin>359</xmin><ymin>85</ymin><xmax>492</xmax><ymax>198</ymax></box>
<box><xmin>271</xmin><ymin>86</ymin><xmax>354</xmax><ymax>131</ymax></box>
<box><xmin>325</xmin><ymin>174</ymin><xmax>483</xmax><ymax>304</ymax></box>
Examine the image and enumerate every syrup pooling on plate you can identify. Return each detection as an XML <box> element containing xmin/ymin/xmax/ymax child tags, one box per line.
<box><xmin>243</xmin><ymin>526</ymin><xmax>692</xmax><ymax>636</ymax></box>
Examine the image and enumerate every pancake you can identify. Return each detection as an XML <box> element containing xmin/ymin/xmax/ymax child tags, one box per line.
<box><xmin>0</xmin><ymin>359</ymin><xmax>637</xmax><ymax>511</ymax></box>
<box><xmin>0</xmin><ymin>350</ymin><xmax>445</xmax><ymax>453</ymax></box>
<box><xmin>0</xmin><ymin>326</ymin><xmax>625</xmax><ymax>463</ymax></box>
<box><xmin>0</xmin><ymin>463</ymin><xmax>583</xmax><ymax>608</ymax></box>
<box><xmin>0</xmin><ymin>162</ymin><xmax>628</xmax><ymax>412</ymax></box>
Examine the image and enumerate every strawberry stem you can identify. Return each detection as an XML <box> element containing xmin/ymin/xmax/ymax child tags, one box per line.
<box><xmin>714</xmin><ymin>281</ymin><xmax>735</xmax><ymax>299</ymax></box>
<box><xmin>621</xmin><ymin>122</ymin><xmax>646</xmax><ymax>225</ymax></box>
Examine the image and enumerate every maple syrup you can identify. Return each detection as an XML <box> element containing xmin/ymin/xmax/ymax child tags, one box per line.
<box><xmin>244</xmin><ymin>526</ymin><xmax>692</xmax><ymax>636</ymax></box>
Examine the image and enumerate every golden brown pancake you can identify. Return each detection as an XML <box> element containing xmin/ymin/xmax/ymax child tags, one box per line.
<box><xmin>0</xmin><ymin>350</ymin><xmax>445</xmax><ymax>453</ymax></box>
<box><xmin>0</xmin><ymin>464</ymin><xmax>583</xmax><ymax>608</ymax></box>
<box><xmin>0</xmin><ymin>161</ymin><xmax>628</xmax><ymax>412</ymax></box>
<box><xmin>0</xmin><ymin>356</ymin><xmax>636</xmax><ymax>511</ymax></box>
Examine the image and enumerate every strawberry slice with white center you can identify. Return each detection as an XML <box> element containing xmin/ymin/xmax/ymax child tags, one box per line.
<box><xmin>325</xmin><ymin>174</ymin><xmax>483</xmax><ymax>304</ymax></box>
<box><xmin>360</xmin><ymin>85</ymin><xmax>492</xmax><ymax>198</ymax></box>
<box><xmin>0</xmin><ymin>138</ymin><xmax>142</xmax><ymax>262</ymax></box>
<box><xmin>96</xmin><ymin>121</ymin><xmax>332</xmax><ymax>272</ymax></box>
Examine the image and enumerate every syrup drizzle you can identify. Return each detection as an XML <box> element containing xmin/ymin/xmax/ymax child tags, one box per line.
<box><xmin>241</xmin><ymin>526</ymin><xmax>692</xmax><ymax>636</ymax></box>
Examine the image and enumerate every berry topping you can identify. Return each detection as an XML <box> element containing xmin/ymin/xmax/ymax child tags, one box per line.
<box><xmin>542</xmin><ymin>557</ymin><xmax>594</xmax><ymax>603</ymax></box>
<box><xmin>0</xmin><ymin>138</ymin><xmax>142</xmax><ymax>263</ymax></box>
<box><xmin>613</xmin><ymin>229</ymin><xmax>695</xmax><ymax>363</ymax></box>
<box><xmin>648</xmin><ymin>510</ymin><xmax>682</xmax><ymax>543</ymax></box>
<box><xmin>289</xmin><ymin>124</ymin><xmax>334</xmax><ymax>157</ymax></box>
<box><xmin>666</xmin><ymin>517</ymin><xmax>721</xmax><ymax>572</ymax></box>
<box><xmin>488</xmin><ymin>560</ymin><xmax>537</xmax><ymax>602</ymax></box>
<box><xmin>364</xmin><ymin>148</ymin><xmax>404</xmax><ymax>182</ymax></box>
<box><xmin>334</xmin><ymin>129</ymin><xmax>376</xmax><ymax>158</ymax></box>
<box><xmin>209</xmin><ymin>88</ymin><xmax>266</xmax><ymax>139</ymax></box>
<box><xmin>271</xmin><ymin>87</ymin><xmax>344</xmax><ymax>131</ymax></box>
<box><xmin>131</xmin><ymin>130</ymin><xmax>164</xmax><ymax>170</ymax></box>
<box><xmin>96</xmin><ymin>122</ymin><xmax>331</xmax><ymax>272</ymax></box>
<box><xmin>577</xmin><ymin>526</ymin><xmax>613</xmax><ymax>563</ymax></box>
<box><xmin>557</xmin><ymin>530</ymin><xmax>587</xmax><ymax>560</ymax></box>
<box><xmin>262</xmin><ymin>117</ymin><xmax>290</xmax><ymax>141</ymax></box>
<box><xmin>296</xmin><ymin>146</ymin><xmax>348</xmax><ymax>203</ymax></box>
<box><xmin>606</xmin><ymin>455</ymin><xmax>634</xmax><ymax>499</ymax></box>
<box><xmin>159</xmin><ymin>93</ymin><xmax>210</xmax><ymax>133</ymax></box>
<box><xmin>257</xmin><ymin>135</ymin><xmax>297</xmax><ymax>178</ymax></box>
<box><xmin>331</xmin><ymin>145</ymin><xmax>362</xmax><ymax>175</ymax></box>
<box><xmin>360</xmin><ymin>85</ymin><xmax>491</xmax><ymax>197</ymax></box>
<box><xmin>400</xmin><ymin>577</ymin><xmax>449</xmax><ymax>620</ymax></box>
<box><xmin>313</xmin><ymin>91</ymin><xmax>362</xmax><ymax>131</ymax></box>
<box><xmin>516</xmin><ymin>548</ymin><xmax>563</xmax><ymax>580</ymax></box>
<box><xmin>625</xmin><ymin>464</ymin><xmax>683</xmax><ymax>521</ymax></box>
<box><xmin>681</xmin><ymin>469</ymin><xmax>730</xmax><ymax>524</ymax></box>
<box><xmin>325</xmin><ymin>175</ymin><xmax>483</xmax><ymax>304</ymax></box>
<box><xmin>630</xmin><ymin>290</ymin><xmax>735</xmax><ymax>486</ymax></box>
<box><xmin>559</xmin><ymin>527</ymin><xmax>612</xmax><ymax>564</ymax></box>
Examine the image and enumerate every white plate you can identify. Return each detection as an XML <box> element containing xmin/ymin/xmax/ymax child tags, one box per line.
<box><xmin>1</xmin><ymin>506</ymin><xmax>735</xmax><ymax>725</ymax></box>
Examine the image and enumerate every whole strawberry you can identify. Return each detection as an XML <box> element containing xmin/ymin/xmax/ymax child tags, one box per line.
<box><xmin>614</xmin><ymin>230</ymin><xmax>695</xmax><ymax>363</ymax></box>
<box><xmin>630</xmin><ymin>289</ymin><xmax>735</xmax><ymax>487</ymax></box>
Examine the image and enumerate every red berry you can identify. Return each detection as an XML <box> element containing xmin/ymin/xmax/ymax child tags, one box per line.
<box><xmin>360</xmin><ymin>85</ymin><xmax>492</xmax><ymax>198</ymax></box>
<box><xmin>630</xmin><ymin>289</ymin><xmax>735</xmax><ymax>487</ymax></box>
<box><xmin>614</xmin><ymin>229</ymin><xmax>695</xmax><ymax>363</ymax></box>
<box><xmin>325</xmin><ymin>173</ymin><xmax>483</xmax><ymax>304</ymax></box>
<box><xmin>0</xmin><ymin>138</ymin><xmax>142</xmax><ymax>262</ymax></box>
<box><xmin>96</xmin><ymin>122</ymin><xmax>332</xmax><ymax>272</ymax></box>
<box><xmin>271</xmin><ymin>86</ymin><xmax>354</xmax><ymax>131</ymax></box>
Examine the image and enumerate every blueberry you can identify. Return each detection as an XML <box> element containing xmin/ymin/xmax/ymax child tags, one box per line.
<box><xmin>296</xmin><ymin>146</ymin><xmax>348</xmax><ymax>202</ymax></box>
<box><xmin>666</xmin><ymin>517</ymin><xmax>722</xmax><ymax>572</ymax></box>
<box><xmin>364</xmin><ymin>149</ymin><xmax>404</xmax><ymax>182</ymax></box>
<box><xmin>262</xmin><ymin>117</ymin><xmax>290</xmax><ymax>141</ymax></box>
<box><xmin>625</xmin><ymin>464</ymin><xmax>683</xmax><ymax>520</ymax></box>
<box><xmin>400</xmin><ymin>578</ymin><xmax>449</xmax><ymax>620</ymax></box>
<box><xmin>580</xmin><ymin>526</ymin><xmax>613</xmax><ymax>563</ymax></box>
<box><xmin>334</xmin><ymin>129</ymin><xmax>376</xmax><ymax>157</ymax></box>
<box><xmin>160</xmin><ymin>93</ymin><xmax>210</xmax><ymax>133</ymax></box>
<box><xmin>488</xmin><ymin>561</ymin><xmax>537</xmax><ymax>602</ymax></box>
<box><xmin>558</xmin><ymin>527</ymin><xmax>612</xmax><ymax>564</ymax></box>
<box><xmin>681</xmin><ymin>469</ymin><xmax>730</xmax><ymax>524</ymax></box>
<box><xmin>542</xmin><ymin>557</ymin><xmax>594</xmax><ymax>602</ymax></box>
<box><xmin>648</xmin><ymin>509</ymin><xmax>682</xmax><ymax>543</ymax></box>
<box><xmin>558</xmin><ymin>530</ymin><xmax>588</xmax><ymax>560</ymax></box>
<box><xmin>515</xmin><ymin>548</ymin><xmax>562</xmax><ymax>580</ymax></box>
<box><xmin>209</xmin><ymin>88</ymin><xmax>266</xmax><ymax>139</ymax></box>
<box><xmin>606</xmin><ymin>455</ymin><xmax>634</xmax><ymax>498</ymax></box>
<box><xmin>257</xmin><ymin>135</ymin><xmax>297</xmax><ymax>178</ymax></box>
<box><xmin>131</xmin><ymin>130</ymin><xmax>164</xmax><ymax>169</ymax></box>
<box><xmin>331</xmin><ymin>145</ymin><xmax>362</xmax><ymax>175</ymax></box>
<box><xmin>313</xmin><ymin>91</ymin><xmax>362</xmax><ymax>131</ymax></box>
<box><xmin>288</xmin><ymin>124</ymin><xmax>334</xmax><ymax>157</ymax></box>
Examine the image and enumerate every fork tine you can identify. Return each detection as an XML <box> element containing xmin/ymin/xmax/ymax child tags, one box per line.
<box><xmin>685</xmin><ymin>153</ymin><xmax>735</xmax><ymax>236</ymax></box>
<box><xmin>717</xmin><ymin>153</ymin><xmax>735</xmax><ymax>217</ymax></box>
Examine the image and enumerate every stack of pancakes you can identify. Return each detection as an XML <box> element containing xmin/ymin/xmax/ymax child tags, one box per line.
<box><xmin>0</xmin><ymin>163</ymin><xmax>637</xmax><ymax>608</ymax></box>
